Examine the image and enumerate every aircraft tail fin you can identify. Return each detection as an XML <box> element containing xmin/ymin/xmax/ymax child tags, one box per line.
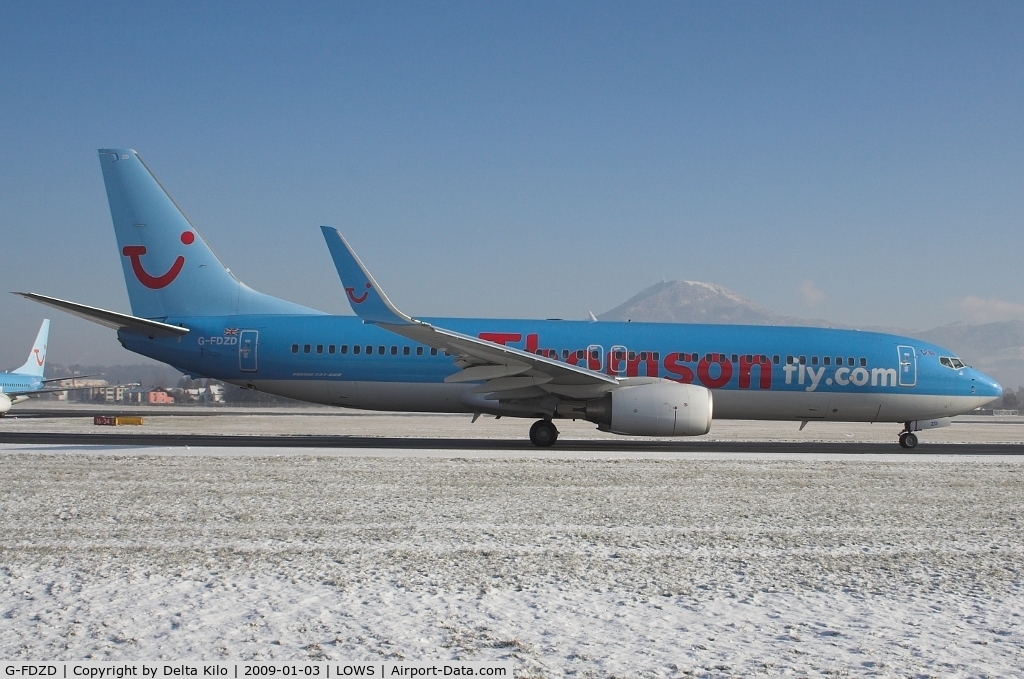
<box><xmin>98</xmin><ymin>149</ymin><xmax>317</xmax><ymax>319</ymax></box>
<box><xmin>13</xmin><ymin>319</ymin><xmax>49</xmax><ymax>377</ymax></box>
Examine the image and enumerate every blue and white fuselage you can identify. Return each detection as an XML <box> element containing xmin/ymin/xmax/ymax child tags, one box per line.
<box><xmin>18</xmin><ymin>149</ymin><xmax>1002</xmax><ymax>446</ymax></box>
<box><xmin>124</xmin><ymin>314</ymin><xmax>999</xmax><ymax>424</ymax></box>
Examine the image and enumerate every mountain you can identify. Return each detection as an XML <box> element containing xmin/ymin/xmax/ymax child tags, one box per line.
<box><xmin>598</xmin><ymin>280</ymin><xmax>832</xmax><ymax>327</ymax></box>
<box><xmin>600</xmin><ymin>280</ymin><xmax>1024</xmax><ymax>391</ymax></box>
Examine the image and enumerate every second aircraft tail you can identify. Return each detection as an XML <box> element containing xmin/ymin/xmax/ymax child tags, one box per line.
<box><xmin>12</xmin><ymin>320</ymin><xmax>49</xmax><ymax>377</ymax></box>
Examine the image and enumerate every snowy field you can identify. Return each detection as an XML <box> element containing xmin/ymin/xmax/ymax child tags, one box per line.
<box><xmin>1</xmin><ymin>447</ymin><xmax>1023</xmax><ymax>677</ymax></box>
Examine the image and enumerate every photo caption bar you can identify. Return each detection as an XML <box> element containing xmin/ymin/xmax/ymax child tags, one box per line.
<box><xmin>2</xmin><ymin>664</ymin><xmax>513</xmax><ymax>679</ymax></box>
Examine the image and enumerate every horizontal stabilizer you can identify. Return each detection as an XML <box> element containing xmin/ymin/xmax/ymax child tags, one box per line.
<box><xmin>14</xmin><ymin>292</ymin><xmax>189</xmax><ymax>338</ymax></box>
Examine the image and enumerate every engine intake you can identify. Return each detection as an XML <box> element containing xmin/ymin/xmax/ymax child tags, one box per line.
<box><xmin>582</xmin><ymin>379</ymin><xmax>713</xmax><ymax>436</ymax></box>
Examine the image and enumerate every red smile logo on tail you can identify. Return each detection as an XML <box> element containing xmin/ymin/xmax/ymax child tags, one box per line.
<box><xmin>122</xmin><ymin>231</ymin><xmax>194</xmax><ymax>289</ymax></box>
<box><xmin>346</xmin><ymin>282</ymin><xmax>372</xmax><ymax>304</ymax></box>
<box><xmin>33</xmin><ymin>348</ymin><xmax>44</xmax><ymax>366</ymax></box>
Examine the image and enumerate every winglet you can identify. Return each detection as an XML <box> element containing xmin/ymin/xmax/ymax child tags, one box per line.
<box><xmin>320</xmin><ymin>227</ymin><xmax>414</xmax><ymax>326</ymax></box>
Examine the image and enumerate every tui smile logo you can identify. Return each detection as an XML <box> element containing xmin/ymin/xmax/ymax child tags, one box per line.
<box><xmin>346</xmin><ymin>282</ymin><xmax>371</xmax><ymax>304</ymax></box>
<box><xmin>122</xmin><ymin>231</ymin><xmax>195</xmax><ymax>289</ymax></box>
<box><xmin>33</xmin><ymin>347</ymin><xmax>45</xmax><ymax>366</ymax></box>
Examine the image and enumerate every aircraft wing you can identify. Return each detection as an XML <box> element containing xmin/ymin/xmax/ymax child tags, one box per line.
<box><xmin>3</xmin><ymin>384</ymin><xmax>109</xmax><ymax>397</ymax></box>
<box><xmin>40</xmin><ymin>374</ymin><xmax>102</xmax><ymax>384</ymax></box>
<box><xmin>320</xmin><ymin>227</ymin><xmax>618</xmax><ymax>399</ymax></box>
<box><xmin>13</xmin><ymin>293</ymin><xmax>189</xmax><ymax>338</ymax></box>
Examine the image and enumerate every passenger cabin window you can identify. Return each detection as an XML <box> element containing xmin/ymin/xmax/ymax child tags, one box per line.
<box><xmin>732</xmin><ymin>354</ymin><xmax>738</xmax><ymax>363</ymax></box>
<box><xmin>823</xmin><ymin>356</ymin><xmax>830</xmax><ymax>365</ymax></box>
<box><xmin>799</xmin><ymin>356</ymin><xmax>806</xmax><ymax>365</ymax></box>
<box><xmin>431</xmin><ymin>348</ymin><xmax>438</xmax><ymax>356</ymax></box>
<box><xmin>773</xmin><ymin>355</ymin><xmax>780</xmax><ymax>364</ymax></box>
<box><xmin>291</xmin><ymin>344</ymin><xmax>298</xmax><ymax>353</ymax></box>
<box><xmin>365</xmin><ymin>345</ymin><xmax>372</xmax><ymax>354</ymax></box>
<box><xmin>316</xmin><ymin>345</ymin><xmax>323</xmax><ymax>354</ymax></box>
<box><xmin>341</xmin><ymin>345</ymin><xmax>348</xmax><ymax>354</ymax></box>
<box><xmin>378</xmin><ymin>346</ymin><xmax>385</xmax><ymax>355</ymax></box>
<box><xmin>562</xmin><ymin>349</ymin><xmax>570</xmax><ymax>359</ymax></box>
<box><xmin>811</xmin><ymin>356</ymin><xmax>818</xmax><ymax>365</ymax></box>
<box><xmin>860</xmin><ymin>358</ymin><xmax>866</xmax><ymax>367</ymax></box>
<box><xmin>417</xmin><ymin>347</ymin><xmax>424</xmax><ymax>356</ymax></box>
<box><xmin>391</xmin><ymin>346</ymin><xmax>397</xmax><ymax>355</ymax></box>
<box><xmin>353</xmin><ymin>345</ymin><xmax>361</xmax><ymax>354</ymax></box>
<box><xmin>786</xmin><ymin>355</ymin><xmax>793</xmax><ymax>364</ymax></box>
<box><xmin>848</xmin><ymin>357</ymin><xmax>854</xmax><ymax>366</ymax></box>
<box><xmin>303</xmin><ymin>344</ymin><xmax>311</xmax><ymax>354</ymax></box>
<box><xmin>328</xmin><ymin>345</ymin><xmax>335</xmax><ymax>354</ymax></box>
<box><xmin>403</xmin><ymin>346</ymin><xmax>410</xmax><ymax>355</ymax></box>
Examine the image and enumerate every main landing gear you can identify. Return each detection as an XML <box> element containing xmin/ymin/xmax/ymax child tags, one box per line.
<box><xmin>898</xmin><ymin>428</ymin><xmax>919</xmax><ymax>449</ymax></box>
<box><xmin>529</xmin><ymin>419</ymin><xmax>559</xmax><ymax>447</ymax></box>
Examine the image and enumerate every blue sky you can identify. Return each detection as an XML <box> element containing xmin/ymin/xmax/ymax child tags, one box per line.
<box><xmin>2</xmin><ymin>1</ymin><xmax>1023</xmax><ymax>367</ymax></box>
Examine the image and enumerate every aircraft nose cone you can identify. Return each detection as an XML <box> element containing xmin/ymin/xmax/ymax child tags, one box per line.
<box><xmin>973</xmin><ymin>371</ymin><xmax>1002</xmax><ymax>400</ymax></box>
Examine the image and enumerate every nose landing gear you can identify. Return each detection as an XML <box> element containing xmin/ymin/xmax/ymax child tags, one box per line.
<box><xmin>529</xmin><ymin>419</ymin><xmax>559</xmax><ymax>447</ymax></box>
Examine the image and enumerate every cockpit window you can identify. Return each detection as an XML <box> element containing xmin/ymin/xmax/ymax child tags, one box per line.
<box><xmin>940</xmin><ymin>356</ymin><xmax>965</xmax><ymax>370</ymax></box>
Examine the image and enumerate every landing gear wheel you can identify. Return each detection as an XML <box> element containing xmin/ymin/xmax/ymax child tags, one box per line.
<box><xmin>899</xmin><ymin>432</ymin><xmax>918</xmax><ymax>449</ymax></box>
<box><xmin>529</xmin><ymin>420</ymin><xmax>559</xmax><ymax>447</ymax></box>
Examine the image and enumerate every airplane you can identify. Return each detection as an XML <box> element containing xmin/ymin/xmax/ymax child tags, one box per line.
<box><xmin>0</xmin><ymin>320</ymin><xmax>103</xmax><ymax>416</ymax></box>
<box><xmin>1</xmin><ymin>320</ymin><xmax>51</xmax><ymax>414</ymax></box>
<box><xmin>0</xmin><ymin>319</ymin><xmax>59</xmax><ymax>414</ymax></box>
<box><xmin>16</xmin><ymin>149</ymin><xmax>1002</xmax><ymax>447</ymax></box>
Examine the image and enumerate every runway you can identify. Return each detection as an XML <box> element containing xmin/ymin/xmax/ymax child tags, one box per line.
<box><xmin>2</xmin><ymin>430</ymin><xmax>1024</xmax><ymax>454</ymax></box>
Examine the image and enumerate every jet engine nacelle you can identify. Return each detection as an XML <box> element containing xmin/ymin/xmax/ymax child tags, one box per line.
<box><xmin>0</xmin><ymin>393</ymin><xmax>12</xmax><ymax>415</ymax></box>
<box><xmin>584</xmin><ymin>379</ymin><xmax>713</xmax><ymax>436</ymax></box>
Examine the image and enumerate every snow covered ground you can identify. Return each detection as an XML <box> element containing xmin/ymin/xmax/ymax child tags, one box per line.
<box><xmin>1</xmin><ymin>448</ymin><xmax>1022</xmax><ymax>676</ymax></box>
